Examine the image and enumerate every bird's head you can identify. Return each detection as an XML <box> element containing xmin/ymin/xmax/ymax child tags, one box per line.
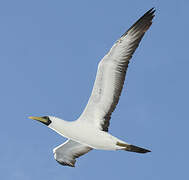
<box><xmin>28</xmin><ymin>116</ymin><xmax>52</xmax><ymax>126</ymax></box>
<box><xmin>28</xmin><ymin>115</ymin><xmax>66</xmax><ymax>137</ymax></box>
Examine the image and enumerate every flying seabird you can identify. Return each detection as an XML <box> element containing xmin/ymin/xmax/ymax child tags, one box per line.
<box><xmin>29</xmin><ymin>8</ymin><xmax>155</xmax><ymax>167</ymax></box>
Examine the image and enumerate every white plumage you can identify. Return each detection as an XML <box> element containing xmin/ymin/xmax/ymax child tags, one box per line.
<box><xmin>29</xmin><ymin>8</ymin><xmax>155</xmax><ymax>167</ymax></box>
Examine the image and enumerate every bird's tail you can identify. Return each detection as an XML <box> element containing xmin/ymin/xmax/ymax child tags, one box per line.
<box><xmin>116</xmin><ymin>142</ymin><xmax>151</xmax><ymax>153</ymax></box>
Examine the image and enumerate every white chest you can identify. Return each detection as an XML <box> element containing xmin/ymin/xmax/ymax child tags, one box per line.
<box><xmin>49</xmin><ymin>120</ymin><xmax>118</xmax><ymax>150</ymax></box>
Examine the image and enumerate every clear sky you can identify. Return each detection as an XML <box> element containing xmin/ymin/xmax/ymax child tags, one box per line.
<box><xmin>0</xmin><ymin>0</ymin><xmax>188</xmax><ymax>179</ymax></box>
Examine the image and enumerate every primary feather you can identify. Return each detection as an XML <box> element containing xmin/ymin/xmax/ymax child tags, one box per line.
<box><xmin>80</xmin><ymin>8</ymin><xmax>155</xmax><ymax>131</ymax></box>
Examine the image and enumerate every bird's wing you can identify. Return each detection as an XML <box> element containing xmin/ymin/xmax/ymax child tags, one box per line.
<box><xmin>53</xmin><ymin>139</ymin><xmax>92</xmax><ymax>167</ymax></box>
<box><xmin>79</xmin><ymin>8</ymin><xmax>155</xmax><ymax>131</ymax></box>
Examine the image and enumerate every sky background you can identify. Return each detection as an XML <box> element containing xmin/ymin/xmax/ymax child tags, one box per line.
<box><xmin>0</xmin><ymin>0</ymin><xmax>189</xmax><ymax>179</ymax></box>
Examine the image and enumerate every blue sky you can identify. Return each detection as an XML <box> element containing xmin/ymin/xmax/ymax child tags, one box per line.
<box><xmin>0</xmin><ymin>0</ymin><xmax>188</xmax><ymax>179</ymax></box>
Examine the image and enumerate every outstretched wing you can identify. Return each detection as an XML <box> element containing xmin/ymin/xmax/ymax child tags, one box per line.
<box><xmin>53</xmin><ymin>139</ymin><xmax>92</xmax><ymax>167</ymax></box>
<box><xmin>79</xmin><ymin>8</ymin><xmax>155</xmax><ymax>131</ymax></box>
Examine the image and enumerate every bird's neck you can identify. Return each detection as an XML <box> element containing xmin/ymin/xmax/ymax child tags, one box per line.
<box><xmin>48</xmin><ymin>117</ymin><xmax>74</xmax><ymax>139</ymax></box>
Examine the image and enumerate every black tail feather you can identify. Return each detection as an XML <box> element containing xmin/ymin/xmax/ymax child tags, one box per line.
<box><xmin>124</xmin><ymin>144</ymin><xmax>151</xmax><ymax>153</ymax></box>
<box><xmin>116</xmin><ymin>142</ymin><xmax>151</xmax><ymax>153</ymax></box>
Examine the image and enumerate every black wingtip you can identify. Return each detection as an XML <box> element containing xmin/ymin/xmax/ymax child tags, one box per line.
<box><xmin>141</xmin><ymin>7</ymin><xmax>156</xmax><ymax>19</ymax></box>
<box><xmin>121</xmin><ymin>7</ymin><xmax>155</xmax><ymax>38</ymax></box>
<box><xmin>149</xmin><ymin>7</ymin><xmax>156</xmax><ymax>12</ymax></box>
<box><xmin>146</xmin><ymin>7</ymin><xmax>156</xmax><ymax>15</ymax></box>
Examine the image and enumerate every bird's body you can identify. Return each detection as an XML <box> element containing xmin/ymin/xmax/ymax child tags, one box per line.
<box><xmin>29</xmin><ymin>8</ymin><xmax>155</xmax><ymax>167</ymax></box>
<box><xmin>49</xmin><ymin>116</ymin><xmax>125</xmax><ymax>150</ymax></box>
